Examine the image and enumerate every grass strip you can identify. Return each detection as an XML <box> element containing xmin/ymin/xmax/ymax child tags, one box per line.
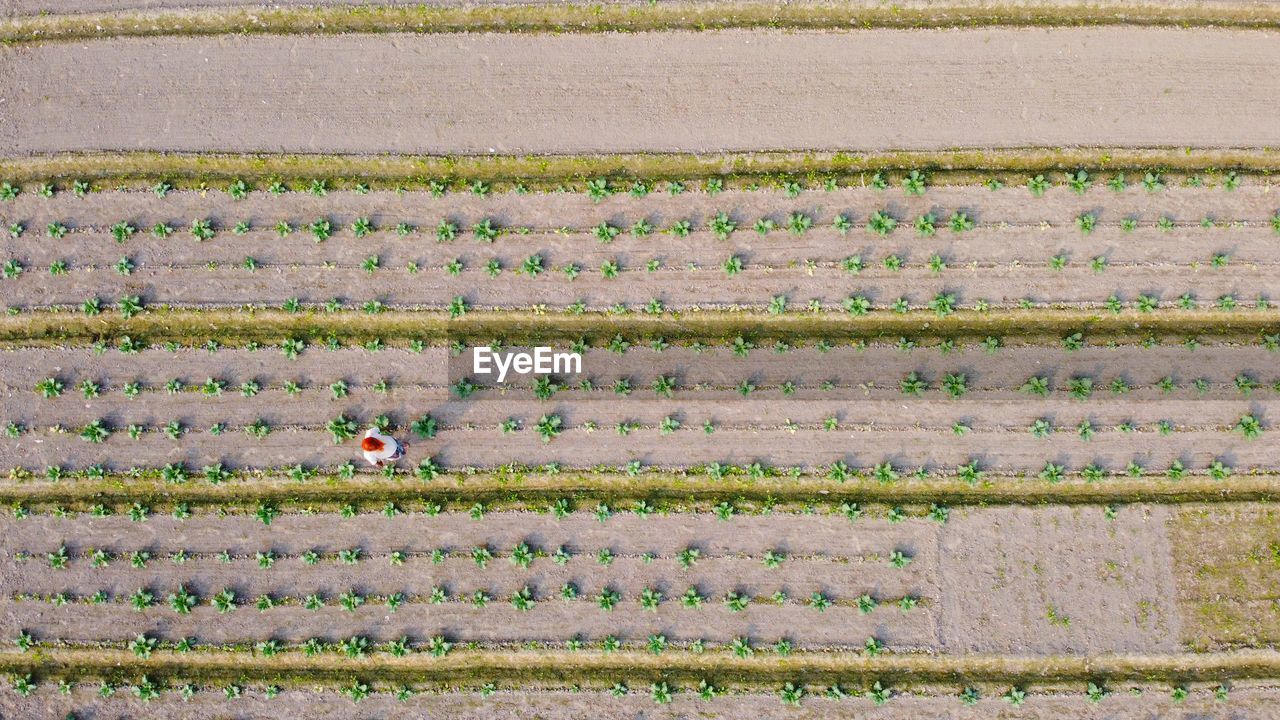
<box><xmin>4</xmin><ymin>647</ymin><xmax>1280</xmax><ymax>687</ymax></box>
<box><xmin>1</xmin><ymin>308</ymin><xmax>1277</xmax><ymax>347</ymax></box>
<box><xmin>2</xmin><ymin>471</ymin><xmax>1277</xmax><ymax>508</ymax></box>
<box><xmin>7</xmin><ymin>2</ymin><xmax>1280</xmax><ymax>45</ymax></box>
<box><xmin>2</xmin><ymin>148</ymin><xmax>1277</xmax><ymax>188</ymax></box>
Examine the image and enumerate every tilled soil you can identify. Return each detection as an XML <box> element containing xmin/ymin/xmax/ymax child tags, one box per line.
<box><xmin>4</xmin><ymin>184</ymin><xmax>1278</xmax><ymax>309</ymax></box>
<box><xmin>6</xmin><ymin>342</ymin><xmax>1279</xmax><ymax>391</ymax></box>
<box><xmin>2</xmin><ymin>343</ymin><xmax>1274</xmax><ymax>473</ymax></box>
<box><xmin>4</xmin><ymin>29</ymin><xmax>1280</xmax><ymax>155</ymax></box>
<box><xmin>9</xmin><ymin>264</ymin><xmax>1278</xmax><ymax>310</ymax></box>
<box><xmin>939</xmin><ymin>504</ymin><xmax>1182</xmax><ymax>654</ymax></box>
<box><xmin>5</xmin><ymin>426</ymin><xmax>1268</xmax><ymax>474</ymax></box>
<box><xmin>0</xmin><ymin>511</ymin><xmax>941</xmax><ymax>649</ymax></box>
<box><xmin>0</xmin><ymin>504</ymin><xmax>1202</xmax><ymax>655</ymax></box>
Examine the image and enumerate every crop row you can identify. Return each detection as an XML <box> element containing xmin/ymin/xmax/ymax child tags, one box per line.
<box><xmin>0</xmin><ymin>170</ymin><xmax>1256</xmax><ymax>204</ymax></box>
<box><xmin>7</xmin><ymin>412</ymin><xmax>1264</xmax><ymax>444</ymax></box>
<box><xmin>16</xmin><ymin>545</ymin><xmax>883</xmax><ymax>571</ymax></box>
<box><xmin>0</xmin><ymin>483</ymin><xmax>1259</xmax><ymax>532</ymax></box>
<box><xmin>9</xmin><ymin>287</ymin><xmax>1280</xmax><ymax>317</ymax></box>
<box><xmin>6</xmin><ymin>674</ymin><xmax>1226</xmax><ymax>710</ymax></box>
<box><xmin>0</xmin><ymin>678</ymin><xmax>1243</xmax><ymax>711</ymax></box>
<box><xmin>21</xmin><ymin>370</ymin><xmax>1280</xmax><ymax>400</ymax></box>
<box><xmin>3</xmin><ymin>423</ymin><xmax>1268</xmax><ymax>490</ymax></box>
<box><xmin>1</xmin><ymin>498</ymin><xmax>949</xmax><ymax>525</ymax></box>
<box><xmin>7</xmin><ymin>209</ymin><xmax>1279</xmax><ymax>246</ymax></box>
<box><xmin>11</xmin><ymin>583</ymin><xmax>919</xmax><ymax>617</ymax></box>
<box><xmin>14</xmin><ymin>634</ymin><xmax>875</xmax><ymax>665</ymax></box>
<box><xmin>11</xmin><ymin>254</ymin><xmax>1280</xmax><ymax>281</ymax></box>
<box><xmin>1</xmin><ymin>432</ymin><xmax>1266</xmax><ymax>480</ymax></box>
<box><xmin>6</xmin><ymin>264</ymin><xmax>1280</xmax><ymax>316</ymax></box>
<box><xmin>6</xmin><ymin>340</ymin><xmax>1280</xmax><ymax>403</ymax></box>
<box><xmin>3</xmin><ymin>336</ymin><xmax>1276</xmax><ymax>380</ymax></box>
<box><xmin>0</xmin><ymin>644</ymin><xmax>1259</xmax><ymax>707</ymax></box>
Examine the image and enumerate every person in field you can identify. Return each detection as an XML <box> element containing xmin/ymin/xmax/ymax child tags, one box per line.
<box><xmin>361</xmin><ymin>427</ymin><xmax>406</xmax><ymax>467</ymax></box>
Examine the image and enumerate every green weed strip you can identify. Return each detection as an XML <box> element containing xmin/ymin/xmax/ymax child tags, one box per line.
<box><xmin>3</xmin><ymin>308</ymin><xmax>1280</xmax><ymax>348</ymax></box>
<box><xmin>5</xmin><ymin>2</ymin><xmax>1280</xmax><ymax>44</ymax></box>
<box><xmin>2</xmin><ymin>468</ymin><xmax>1277</xmax><ymax>512</ymax></box>
<box><xmin>1</xmin><ymin>648</ymin><xmax>1277</xmax><ymax>703</ymax></box>
<box><xmin>1</xmin><ymin>149</ymin><xmax>1276</xmax><ymax>189</ymax></box>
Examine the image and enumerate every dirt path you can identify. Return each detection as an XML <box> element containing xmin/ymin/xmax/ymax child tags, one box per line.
<box><xmin>4</xmin><ymin>29</ymin><xmax>1280</xmax><ymax>155</ymax></box>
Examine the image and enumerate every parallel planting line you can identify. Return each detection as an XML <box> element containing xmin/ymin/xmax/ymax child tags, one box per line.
<box><xmin>7</xmin><ymin>2</ymin><xmax>1280</xmax><ymax>44</ymax></box>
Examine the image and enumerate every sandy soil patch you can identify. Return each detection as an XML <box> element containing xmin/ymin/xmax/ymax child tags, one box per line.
<box><xmin>939</xmin><ymin>504</ymin><xmax>1182</xmax><ymax>654</ymax></box>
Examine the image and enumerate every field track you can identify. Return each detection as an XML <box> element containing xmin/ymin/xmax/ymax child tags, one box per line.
<box><xmin>4</xmin><ymin>29</ymin><xmax>1280</xmax><ymax>155</ymax></box>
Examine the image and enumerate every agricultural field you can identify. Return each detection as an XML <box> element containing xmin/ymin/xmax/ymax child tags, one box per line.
<box><xmin>2</xmin><ymin>2</ymin><xmax>1280</xmax><ymax>719</ymax></box>
<box><xmin>3</xmin><ymin>178</ymin><xmax>1280</xmax><ymax>314</ymax></box>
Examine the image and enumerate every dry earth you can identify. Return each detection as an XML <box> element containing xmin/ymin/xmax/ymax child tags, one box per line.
<box><xmin>3</xmin><ymin>29</ymin><xmax>1280</xmax><ymax>155</ymax></box>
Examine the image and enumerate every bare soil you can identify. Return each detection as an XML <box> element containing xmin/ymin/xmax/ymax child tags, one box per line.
<box><xmin>939</xmin><ymin>504</ymin><xmax>1182</xmax><ymax>654</ymax></box>
<box><xmin>4</xmin><ymin>29</ymin><xmax>1280</xmax><ymax>156</ymax></box>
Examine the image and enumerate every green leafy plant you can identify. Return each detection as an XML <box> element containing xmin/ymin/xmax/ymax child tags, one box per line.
<box><xmin>867</xmin><ymin>210</ymin><xmax>897</xmax><ymax>236</ymax></box>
